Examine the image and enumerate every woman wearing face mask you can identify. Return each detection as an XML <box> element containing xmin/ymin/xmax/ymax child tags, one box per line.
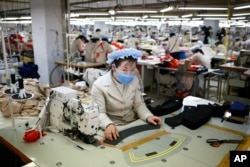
<box><xmin>90</xmin><ymin>48</ymin><xmax>162</xmax><ymax>141</ymax></box>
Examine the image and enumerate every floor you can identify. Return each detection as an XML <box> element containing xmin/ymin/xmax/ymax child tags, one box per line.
<box><xmin>144</xmin><ymin>78</ymin><xmax>226</xmax><ymax>107</ymax></box>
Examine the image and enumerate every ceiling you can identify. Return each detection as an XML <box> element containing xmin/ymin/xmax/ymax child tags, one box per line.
<box><xmin>0</xmin><ymin>0</ymin><xmax>250</xmax><ymax>21</ymax></box>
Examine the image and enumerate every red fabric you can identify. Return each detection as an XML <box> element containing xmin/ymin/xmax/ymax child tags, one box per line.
<box><xmin>10</xmin><ymin>34</ymin><xmax>24</xmax><ymax>44</ymax></box>
<box><xmin>111</xmin><ymin>42</ymin><xmax>124</xmax><ymax>50</ymax></box>
<box><xmin>23</xmin><ymin>129</ymin><xmax>47</xmax><ymax>143</ymax></box>
<box><xmin>230</xmin><ymin>55</ymin><xmax>237</xmax><ymax>60</ymax></box>
<box><xmin>176</xmin><ymin>90</ymin><xmax>189</xmax><ymax>98</ymax></box>
<box><xmin>187</xmin><ymin>65</ymin><xmax>200</xmax><ymax>72</ymax></box>
<box><xmin>26</xmin><ymin>43</ymin><xmax>33</xmax><ymax>49</ymax></box>
<box><xmin>167</xmin><ymin>57</ymin><xmax>180</xmax><ymax>68</ymax></box>
<box><xmin>159</xmin><ymin>53</ymin><xmax>171</xmax><ymax>63</ymax></box>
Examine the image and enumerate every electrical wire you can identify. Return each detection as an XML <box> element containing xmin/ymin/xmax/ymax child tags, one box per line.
<box><xmin>49</xmin><ymin>64</ymin><xmax>61</xmax><ymax>85</ymax></box>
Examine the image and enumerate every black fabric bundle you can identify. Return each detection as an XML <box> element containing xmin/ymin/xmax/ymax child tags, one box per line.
<box><xmin>148</xmin><ymin>96</ymin><xmax>183</xmax><ymax>116</ymax></box>
<box><xmin>181</xmin><ymin>104</ymin><xmax>212</xmax><ymax>130</ymax></box>
<box><xmin>165</xmin><ymin>104</ymin><xmax>213</xmax><ymax>130</ymax></box>
<box><xmin>164</xmin><ymin>105</ymin><xmax>196</xmax><ymax>128</ymax></box>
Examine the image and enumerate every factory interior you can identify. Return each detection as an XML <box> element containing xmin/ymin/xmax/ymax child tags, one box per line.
<box><xmin>0</xmin><ymin>0</ymin><xmax>250</xmax><ymax>167</ymax></box>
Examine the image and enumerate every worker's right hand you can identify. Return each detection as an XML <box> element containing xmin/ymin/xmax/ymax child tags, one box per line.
<box><xmin>105</xmin><ymin>124</ymin><xmax>119</xmax><ymax>141</ymax></box>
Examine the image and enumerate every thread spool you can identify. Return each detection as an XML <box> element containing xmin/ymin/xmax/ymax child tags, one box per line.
<box><xmin>18</xmin><ymin>78</ymin><xmax>24</xmax><ymax>89</ymax></box>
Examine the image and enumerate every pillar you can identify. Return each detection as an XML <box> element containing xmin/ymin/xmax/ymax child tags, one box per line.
<box><xmin>30</xmin><ymin>0</ymin><xmax>69</xmax><ymax>85</ymax></box>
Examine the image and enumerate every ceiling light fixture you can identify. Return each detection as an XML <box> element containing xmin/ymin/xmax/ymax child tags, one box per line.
<box><xmin>204</xmin><ymin>17</ymin><xmax>227</xmax><ymax>20</ymax></box>
<box><xmin>20</xmin><ymin>16</ymin><xmax>31</xmax><ymax>20</ymax></box>
<box><xmin>116</xmin><ymin>10</ymin><xmax>157</xmax><ymax>13</ymax></box>
<box><xmin>233</xmin><ymin>13</ymin><xmax>250</xmax><ymax>16</ymax></box>
<box><xmin>234</xmin><ymin>5</ymin><xmax>250</xmax><ymax>10</ymax></box>
<box><xmin>178</xmin><ymin>7</ymin><xmax>227</xmax><ymax>10</ymax></box>
<box><xmin>4</xmin><ymin>17</ymin><xmax>18</xmax><ymax>20</ymax></box>
<box><xmin>181</xmin><ymin>14</ymin><xmax>193</xmax><ymax>18</ymax></box>
<box><xmin>116</xmin><ymin>16</ymin><xmax>140</xmax><ymax>19</ymax></box>
<box><xmin>77</xmin><ymin>13</ymin><xmax>109</xmax><ymax>16</ymax></box>
<box><xmin>231</xmin><ymin>17</ymin><xmax>246</xmax><ymax>20</ymax></box>
<box><xmin>160</xmin><ymin>7</ymin><xmax>173</xmax><ymax>13</ymax></box>
<box><xmin>197</xmin><ymin>14</ymin><xmax>228</xmax><ymax>17</ymax></box>
<box><xmin>150</xmin><ymin>15</ymin><xmax>178</xmax><ymax>18</ymax></box>
<box><xmin>108</xmin><ymin>9</ymin><xmax>116</xmax><ymax>15</ymax></box>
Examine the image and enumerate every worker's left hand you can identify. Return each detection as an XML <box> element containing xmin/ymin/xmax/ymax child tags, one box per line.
<box><xmin>147</xmin><ymin>116</ymin><xmax>162</xmax><ymax>125</ymax></box>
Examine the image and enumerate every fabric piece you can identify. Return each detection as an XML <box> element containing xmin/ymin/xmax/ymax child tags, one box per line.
<box><xmin>148</xmin><ymin>96</ymin><xmax>183</xmax><ymax>116</ymax></box>
<box><xmin>164</xmin><ymin>105</ymin><xmax>197</xmax><ymax>128</ymax></box>
<box><xmin>182</xmin><ymin>104</ymin><xmax>212</xmax><ymax>130</ymax></box>
<box><xmin>103</xmin><ymin>124</ymin><xmax>160</xmax><ymax>145</ymax></box>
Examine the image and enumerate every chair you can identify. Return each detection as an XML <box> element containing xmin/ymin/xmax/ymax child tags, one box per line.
<box><xmin>204</xmin><ymin>69</ymin><xmax>225</xmax><ymax>102</ymax></box>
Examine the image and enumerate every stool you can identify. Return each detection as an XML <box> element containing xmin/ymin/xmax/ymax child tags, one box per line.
<box><xmin>205</xmin><ymin>70</ymin><xmax>224</xmax><ymax>102</ymax></box>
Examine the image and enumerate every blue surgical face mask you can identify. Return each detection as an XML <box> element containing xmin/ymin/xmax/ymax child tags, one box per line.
<box><xmin>115</xmin><ymin>68</ymin><xmax>134</xmax><ymax>85</ymax></box>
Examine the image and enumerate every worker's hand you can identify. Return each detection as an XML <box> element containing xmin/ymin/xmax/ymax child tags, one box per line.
<box><xmin>146</xmin><ymin>116</ymin><xmax>162</xmax><ymax>126</ymax></box>
<box><xmin>105</xmin><ymin>124</ymin><xmax>119</xmax><ymax>141</ymax></box>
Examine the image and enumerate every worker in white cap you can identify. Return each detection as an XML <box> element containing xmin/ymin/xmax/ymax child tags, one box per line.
<box><xmin>91</xmin><ymin>48</ymin><xmax>162</xmax><ymax>141</ymax></box>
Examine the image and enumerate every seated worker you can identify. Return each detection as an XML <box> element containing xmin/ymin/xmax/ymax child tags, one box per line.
<box><xmin>185</xmin><ymin>47</ymin><xmax>212</xmax><ymax>96</ymax></box>
<box><xmin>166</xmin><ymin>32</ymin><xmax>181</xmax><ymax>59</ymax></box>
<box><xmin>91</xmin><ymin>35</ymin><xmax>114</xmax><ymax>64</ymax></box>
<box><xmin>70</xmin><ymin>35</ymin><xmax>88</xmax><ymax>61</ymax></box>
<box><xmin>90</xmin><ymin>48</ymin><xmax>162</xmax><ymax>141</ymax></box>
<box><xmin>124</xmin><ymin>34</ymin><xmax>140</xmax><ymax>49</ymax></box>
<box><xmin>186</xmin><ymin>46</ymin><xmax>212</xmax><ymax>68</ymax></box>
<box><xmin>84</xmin><ymin>36</ymin><xmax>98</xmax><ymax>62</ymax></box>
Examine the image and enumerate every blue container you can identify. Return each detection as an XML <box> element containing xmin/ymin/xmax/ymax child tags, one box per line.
<box><xmin>179</xmin><ymin>51</ymin><xmax>186</xmax><ymax>59</ymax></box>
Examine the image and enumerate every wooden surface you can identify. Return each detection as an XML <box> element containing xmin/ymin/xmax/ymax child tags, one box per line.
<box><xmin>243</xmin><ymin>69</ymin><xmax>250</xmax><ymax>78</ymax></box>
<box><xmin>55</xmin><ymin>61</ymin><xmax>104</xmax><ymax>69</ymax></box>
<box><xmin>219</xmin><ymin>63</ymin><xmax>249</xmax><ymax>72</ymax></box>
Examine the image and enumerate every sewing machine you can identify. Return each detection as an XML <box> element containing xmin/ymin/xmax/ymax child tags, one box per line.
<box><xmin>36</xmin><ymin>86</ymin><xmax>99</xmax><ymax>144</ymax></box>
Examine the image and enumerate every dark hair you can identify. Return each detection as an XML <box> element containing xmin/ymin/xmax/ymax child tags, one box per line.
<box><xmin>113</xmin><ymin>56</ymin><xmax>137</xmax><ymax>67</ymax></box>
<box><xmin>192</xmin><ymin>48</ymin><xmax>204</xmax><ymax>55</ymax></box>
<box><xmin>77</xmin><ymin>35</ymin><xmax>88</xmax><ymax>42</ymax></box>
<box><xmin>170</xmin><ymin>32</ymin><xmax>175</xmax><ymax>37</ymax></box>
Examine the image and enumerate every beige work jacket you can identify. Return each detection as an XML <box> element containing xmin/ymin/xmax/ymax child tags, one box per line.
<box><xmin>90</xmin><ymin>71</ymin><xmax>153</xmax><ymax>129</ymax></box>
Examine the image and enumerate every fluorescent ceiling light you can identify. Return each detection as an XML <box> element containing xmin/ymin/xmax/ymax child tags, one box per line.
<box><xmin>88</xmin><ymin>17</ymin><xmax>111</xmax><ymax>20</ymax></box>
<box><xmin>108</xmin><ymin>9</ymin><xmax>115</xmax><ymax>15</ymax></box>
<box><xmin>116</xmin><ymin>10</ymin><xmax>157</xmax><ymax>13</ymax></box>
<box><xmin>4</xmin><ymin>17</ymin><xmax>18</xmax><ymax>20</ymax></box>
<box><xmin>2</xmin><ymin>20</ymin><xmax>31</xmax><ymax>24</ymax></box>
<box><xmin>192</xmin><ymin>18</ymin><xmax>202</xmax><ymax>20</ymax></box>
<box><xmin>197</xmin><ymin>14</ymin><xmax>227</xmax><ymax>17</ymax></box>
<box><xmin>160</xmin><ymin>7</ymin><xmax>173</xmax><ymax>12</ymax></box>
<box><xmin>233</xmin><ymin>13</ymin><xmax>250</xmax><ymax>16</ymax></box>
<box><xmin>178</xmin><ymin>7</ymin><xmax>227</xmax><ymax>10</ymax></box>
<box><xmin>140</xmin><ymin>18</ymin><xmax>160</xmax><ymax>21</ymax></box>
<box><xmin>142</xmin><ymin>15</ymin><xmax>148</xmax><ymax>19</ymax></box>
<box><xmin>77</xmin><ymin>13</ymin><xmax>109</xmax><ymax>16</ymax></box>
<box><xmin>20</xmin><ymin>16</ymin><xmax>31</xmax><ymax>19</ymax></box>
<box><xmin>116</xmin><ymin>16</ymin><xmax>140</xmax><ymax>19</ymax></box>
<box><xmin>231</xmin><ymin>17</ymin><xmax>246</xmax><ymax>20</ymax></box>
<box><xmin>204</xmin><ymin>17</ymin><xmax>227</xmax><ymax>20</ymax></box>
<box><xmin>182</xmin><ymin>14</ymin><xmax>192</xmax><ymax>18</ymax></box>
<box><xmin>150</xmin><ymin>15</ymin><xmax>178</xmax><ymax>18</ymax></box>
<box><xmin>70</xmin><ymin>13</ymin><xmax>80</xmax><ymax>17</ymax></box>
<box><xmin>234</xmin><ymin>5</ymin><xmax>250</xmax><ymax>10</ymax></box>
<box><xmin>168</xmin><ymin>18</ymin><xmax>190</xmax><ymax>21</ymax></box>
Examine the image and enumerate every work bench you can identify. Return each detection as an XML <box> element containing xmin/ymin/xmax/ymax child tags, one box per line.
<box><xmin>0</xmin><ymin>96</ymin><xmax>249</xmax><ymax>167</ymax></box>
<box><xmin>219</xmin><ymin>62</ymin><xmax>250</xmax><ymax>105</ymax></box>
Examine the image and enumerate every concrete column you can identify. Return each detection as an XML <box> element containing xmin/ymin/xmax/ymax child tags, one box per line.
<box><xmin>30</xmin><ymin>0</ymin><xmax>69</xmax><ymax>85</ymax></box>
